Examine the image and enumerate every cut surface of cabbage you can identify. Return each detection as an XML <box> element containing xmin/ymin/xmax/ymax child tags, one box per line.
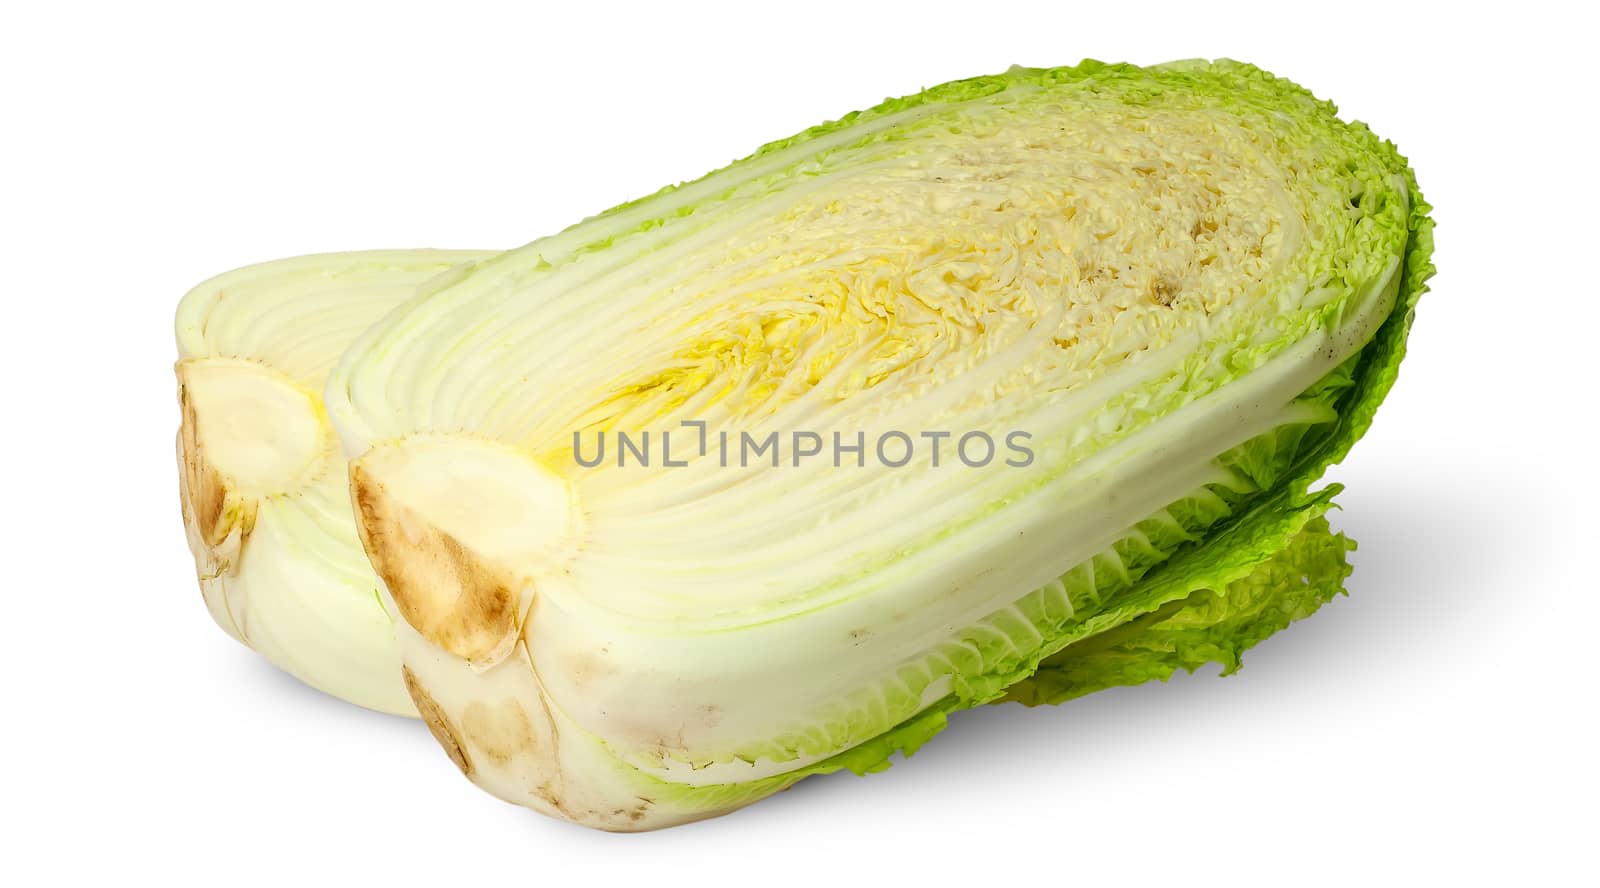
<box><xmin>175</xmin><ymin>249</ymin><xmax>494</xmax><ymax>715</ymax></box>
<box><xmin>169</xmin><ymin>245</ymin><xmax>1337</xmax><ymax>723</ymax></box>
<box><xmin>327</xmin><ymin>60</ymin><xmax>1433</xmax><ymax>828</ymax></box>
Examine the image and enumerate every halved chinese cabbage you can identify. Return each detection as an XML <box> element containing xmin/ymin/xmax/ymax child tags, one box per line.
<box><xmin>327</xmin><ymin>60</ymin><xmax>1433</xmax><ymax>828</ymax></box>
<box><xmin>175</xmin><ymin>249</ymin><xmax>494</xmax><ymax>715</ymax></box>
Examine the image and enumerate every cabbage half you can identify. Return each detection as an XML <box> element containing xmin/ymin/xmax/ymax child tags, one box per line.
<box><xmin>175</xmin><ymin>250</ymin><xmax>493</xmax><ymax>715</ymax></box>
<box><xmin>327</xmin><ymin>60</ymin><xmax>1434</xmax><ymax>829</ymax></box>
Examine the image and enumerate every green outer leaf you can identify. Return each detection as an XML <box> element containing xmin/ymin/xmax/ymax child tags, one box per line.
<box><xmin>1006</xmin><ymin>515</ymin><xmax>1354</xmax><ymax>706</ymax></box>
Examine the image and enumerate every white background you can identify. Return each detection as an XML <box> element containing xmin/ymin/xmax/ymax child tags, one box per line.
<box><xmin>3</xmin><ymin>1</ymin><xmax>1594</xmax><ymax>884</ymax></box>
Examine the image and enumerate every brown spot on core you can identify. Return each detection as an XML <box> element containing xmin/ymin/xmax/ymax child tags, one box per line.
<box><xmin>350</xmin><ymin>461</ymin><xmax>520</xmax><ymax>667</ymax></box>
<box><xmin>176</xmin><ymin>364</ymin><xmax>257</xmax><ymax>560</ymax></box>
<box><xmin>460</xmin><ymin>699</ymin><xmax>537</xmax><ymax>766</ymax></box>
<box><xmin>403</xmin><ymin>667</ymin><xmax>472</xmax><ymax>776</ymax></box>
